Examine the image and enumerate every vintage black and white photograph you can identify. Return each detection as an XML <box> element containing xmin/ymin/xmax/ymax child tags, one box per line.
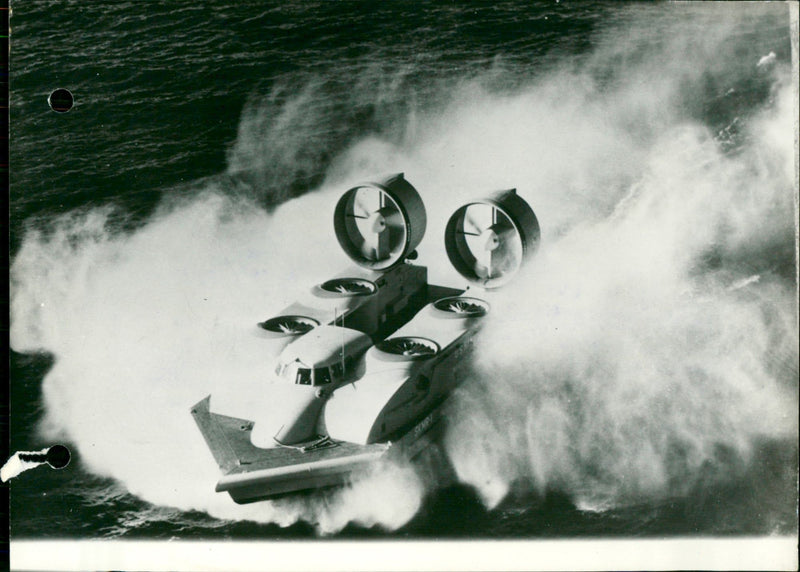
<box><xmin>6</xmin><ymin>1</ymin><xmax>799</xmax><ymax>570</ymax></box>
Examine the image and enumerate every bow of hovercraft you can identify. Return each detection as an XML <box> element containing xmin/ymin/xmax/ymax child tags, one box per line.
<box><xmin>191</xmin><ymin>396</ymin><xmax>391</xmax><ymax>502</ymax></box>
<box><xmin>189</xmin><ymin>174</ymin><xmax>541</xmax><ymax>503</ymax></box>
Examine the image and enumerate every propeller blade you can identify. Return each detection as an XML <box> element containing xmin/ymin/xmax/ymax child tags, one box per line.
<box><xmin>380</xmin><ymin>337</ymin><xmax>438</xmax><ymax>357</ymax></box>
<box><xmin>358</xmin><ymin>218</ymin><xmax>390</xmax><ymax>260</ymax></box>
<box><xmin>354</xmin><ymin>197</ymin><xmax>371</xmax><ymax>218</ymax></box>
<box><xmin>482</xmin><ymin>229</ymin><xmax>500</xmax><ymax>251</ymax></box>
<box><xmin>475</xmin><ymin>249</ymin><xmax>494</xmax><ymax>279</ymax></box>
<box><xmin>374</xmin><ymin>222</ymin><xmax>392</xmax><ymax>259</ymax></box>
<box><xmin>464</xmin><ymin>203</ymin><xmax>494</xmax><ymax>235</ymax></box>
<box><xmin>354</xmin><ymin>187</ymin><xmax>381</xmax><ymax>218</ymax></box>
<box><xmin>383</xmin><ymin>210</ymin><xmax>404</xmax><ymax>234</ymax></box>
<box><xmin>348</xmin><ymin>188</ymin><xmax>408</xmax><ymax>263</ymax></box>
<box><xmin>360</xmin><ymin>232</ymin><xmax>378</xmax><ymax>259</ymax></box>
<box><xmin>447</xmin><ymin>300</ymin><xmax>487</xmax><ymax>315</ymax></box>
<box><xmin>372</xmin><ymin>197</ymin><xmax>402</xmax><ymax>260</ymax></box>
<box><xmin>384</xmin><ymin>209</ymin><xmax>405</xmax><ymax>253</ymax></box>
<box><xmin>463</xmin><ymin>206</ymin><xmax>496</xmax><ymax>279</ymax></box>
<box><xmin>464</xmin><ymin>213</ymin><xmax>483</xmax><ymax>235</ymax></box>
<box><xmin>487</xmin><ymin>225</ymin><xmax>522</xmax><ymax>278</ymax></box>
<box><xmin>276</xmin><ymin>319</ymin><xmax>315</xmax><ymax>335</ymax></box>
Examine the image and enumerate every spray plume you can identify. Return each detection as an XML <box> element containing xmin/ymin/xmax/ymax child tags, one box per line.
<box><xmin>10</xmin><ymin>4</ymin><xmax>797</xmax><ymax>530</ymax></box>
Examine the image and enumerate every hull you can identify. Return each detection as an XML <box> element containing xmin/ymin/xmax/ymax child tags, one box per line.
<box><xmin>189</xmin><ymin>176</ymin><xmax>539</xmax><ymax>504</ymax></box>
<box><xmin>191</xmin><ymin>395</ymin><xmax>445</xmax><ymax>503</ymax></box>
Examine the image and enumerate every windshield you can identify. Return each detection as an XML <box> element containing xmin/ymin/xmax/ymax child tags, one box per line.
<box><xmin>296</xmin><ymin>368</ymin><xmax>312</xmax><ymax>385</ymax></box>
<box><xmin>316</xmin><ymin>367</ymin><xmax>331</xmax><ymax>385</ymax></box>
<box><xmin>278</xmin><ymin>360</ymin><xmax>334</xmax><ymax>386</ymax></box>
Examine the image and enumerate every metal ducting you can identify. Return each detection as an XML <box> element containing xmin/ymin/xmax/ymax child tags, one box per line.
<box><xmin>334</xmin><ymin>173</ymin><xmax>427</xmax><ymax>271</ymax></box>
<box><xmin>444</xmin><ymin>189</ymin><xmax>540</xmax><ymax>289</ymax></box>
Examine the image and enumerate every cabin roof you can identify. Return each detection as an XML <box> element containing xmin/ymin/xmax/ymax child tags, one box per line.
<box><xmin>278</xmin><ymin>325</ymin><xmax>371</xmax><ymax>368</ymax></box>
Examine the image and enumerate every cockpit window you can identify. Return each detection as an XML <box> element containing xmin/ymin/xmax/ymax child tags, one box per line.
<box><xmin>295</xmin><ymin>368</ymin><xmax>312</xmax><ymax>385</ymax></box>
<box><xmin>280</xmin><ymin>358</ymin><xmax>351</xmax><ymax>386</ymax></box>
<box><xmin>316</xmin><ymin>367</ymin><xmax>332</xmax><ymax>385</ymax></box>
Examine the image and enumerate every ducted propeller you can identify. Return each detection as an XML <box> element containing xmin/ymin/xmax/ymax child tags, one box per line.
<box><xmin>374</xmin><ymin>336</ymin><xmax>440</xmax><ymax>361</ymax></box>
<box><xmin>258</xmin><ymin>315</ymin><xmax>320</xmax><ymax>337</ymax></box>
<box><xmin>460</xmin><ymin>203</ymin><xmax>520</xmax><ymax>280</ymax></box>
<box><xmin>445</xmin><ymin>189</ymin><xmax>540</xmax><ymax>289</ymax></box>
<box><xmin>319</xmin><ymin>277</ymin><xmax>378</xmax><ymax>296</ymax></box>
<box><xmin>349</xmin><ymin>186</ymin><xmax>404</xmax><ymax>261</ymax></box>
<box><xmin>334</xmin><ymin>174</ymin><xmax>427</xmax><ymax>271</ymax></box>
<box><xmin>431</xmin><ymin>296</ymin><xmax>490</xmax><ymax>318</ymax></box>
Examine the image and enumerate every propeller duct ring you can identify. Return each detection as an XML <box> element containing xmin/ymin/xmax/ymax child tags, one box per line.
<box><xmin>444</xmin><ymin>189</ymin><xmax>540</xmax><ymax>289</ymax></box>
<box><xmin>334</xmin><ymin>173</ymin><xmax>427</xmax><ymax>271</ymax></box>
<box><xmin>373</xmin><ymin>336</ymin><xmax>440</xmax><ymax>361</ymax></box>
<box><xmin>431</xmin><ymin>296</ymin><xmax>490</xmax><ymax>318</ymax></box>
<box><xmin>316</xmin><ymin>277</ymin><xmax>378</xmax><ymax>297</ymax></box>
<box><xmin>257</xmin><ymin>315</ymin><xmax>320</xmax><ymax>338</ymax></box>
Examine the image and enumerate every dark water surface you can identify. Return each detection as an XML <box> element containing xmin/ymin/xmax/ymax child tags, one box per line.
<box><xmin>8</xmin><ymin>1</ymin><xmax>797</xmax><ymax>542</ymax></box>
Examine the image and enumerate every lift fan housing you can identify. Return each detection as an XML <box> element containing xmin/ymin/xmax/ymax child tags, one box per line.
<box><xmin>373</xmin><ymin>336</ymin><xmax>440</xmax><ymax>361</ymax></box>
<box><xmin>317</xmin><ymin>277</ymin><xmax>378</xmax><ymax>297</ymax></box>
<box><xmin>430</xmin><ymin>296</ymin><xmax>490</xmax><ymax>318</ymax></box>
<box><xmin>257</xmin><ymin>315</ymin><xmax>320</xmax><ymax>338</ymax></box>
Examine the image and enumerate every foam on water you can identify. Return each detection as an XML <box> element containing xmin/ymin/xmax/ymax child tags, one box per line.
<box><xmin>10</xmin><ymin>185</ymin><xmax>428</xmax><ymax>531</ymax></box>
<box><xmin>10</xmin><ymin>4</ymin><xmax>797</xmax><ymax>531</ymax></box>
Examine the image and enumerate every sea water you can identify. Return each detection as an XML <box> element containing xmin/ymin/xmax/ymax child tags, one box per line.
<box><xmin>8</xmin><ymin>1</ymin><xmax>797</xmax><ymax>539</ymax></box>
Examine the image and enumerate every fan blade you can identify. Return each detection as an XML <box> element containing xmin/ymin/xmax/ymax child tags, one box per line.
<box><xmin>278</xmin><ymin>320</ymin><xmax>308</xmax><ymax>334</ymax></box>
<box><xmin>383</xmin><ymin>209</ymin><xmax>405</xmax><ymax>255</ymax></box>
<box><xmin>464</xmin><ymin>203</ymin><xmax>494</xmax><ymax>235</ymax></box>
<box><xmin>481</xmin><ymin>229</ymin><xmax>500</xmax><ymax>252</ymax></box>
<box><xmin>487</xmin><ymin>225</ymin><xmax>522</xmax><ymax>278</ymax></box>
<box><xmin>474</xmin><ymin>248</ymin><xmax>494</xmax><ymax>279</ymax></box>
<box><xmin>360</xmin><ymin>233</ymin><xmax>378</xmax><ymax>259</ymax></box>
<box><xmin>353</xmin><ymin>197</ymin><xmax>371</xmax><ymax>218</ymax></box>
<box><xmin>358</xmin><ymin>217</ymin><xmax>390</xmax><ymax>260</ymax></box>
<box><xmin>374</xmin><ymin>222</ymin><xmax>392</xmax><ymax>259</ymax></box>
<box><xmin>460</xmin><ymin>231</ymin><xmax>492</xmax><ymax>279</ymax></box>
<box><xmin>383</xmin><ymin>209</ymin><xmax>404</xmax><ymax>235</ymax></box>
<box><xmin>448</xmin><ymin>300</ymin><xmax>485</xmax><ymax>315</ymax></box>
<box><xmin>354</xmin><ymin>189</ymin><xmax>393</xmax><ymax>260</ymax></box>
<box><xmin>368</xmin><ymin>197</ymin><xmax>402</xmax><ymax>260</ymax></box>
<box><xmin>380</xmin><ymin>337</ymin><xmax>438</xmax><ymax>357</ymax></box>
<box><xmin>354</xmin><ymin>187</ymin><xmax>381</xmax><ymax>218</ymax></box>
<box><xmin>463</xmin><ymin>232</ymin><xmax>485</xmax><ymax>255</ymax></box>
<box><xmin>464</xmin><ymin>213</ymin><xmax>483</xmax><ymax>235</ymax></box>
<box><xmin>467</xmin><ymin>205</ymin><xmax>498</xmax><ymax>279</ymax></box>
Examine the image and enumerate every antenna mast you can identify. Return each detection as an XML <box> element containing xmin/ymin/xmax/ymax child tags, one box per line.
<box><xmin>335</xmin><ymin>307</ymin><xmax>345</xmax><ymax>376</ymax></box>
<box><xmin>341</xmin><ymin>308</ymin><xmax>345</xmax><ymax>374</ymax></box>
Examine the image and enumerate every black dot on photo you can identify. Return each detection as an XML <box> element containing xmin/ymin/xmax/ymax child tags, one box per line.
<box><xmin>46</xmin><ymin>445</ymin><xmax>71</xmax><ymax>469</ymax></box>
<box><xmin>48</xmin><ymin>88</ymin><xmax>74</xmax><ymax>113</ymax></box>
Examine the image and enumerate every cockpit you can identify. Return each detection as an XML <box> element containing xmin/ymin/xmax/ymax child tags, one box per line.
<box><xmin>273</xmin><ymin>325</ymin><xmax>370</xmax><ymax>387</ymax></box>
<box><xmin>275</xmin><ymin>358</ymin><xmax>353</xmax><ymax>386</ymax></box>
